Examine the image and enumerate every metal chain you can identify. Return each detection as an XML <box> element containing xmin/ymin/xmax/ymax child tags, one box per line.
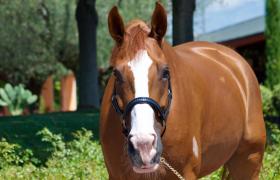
<box><xmin>160</xmin><ymin>157</ymin><xmax>185</xmax><ymax>180</ymax></box>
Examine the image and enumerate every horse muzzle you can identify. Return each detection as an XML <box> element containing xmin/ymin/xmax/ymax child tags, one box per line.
<box><xmin>128</xmin><ymin>133</ymin><xmax>162</xmax><ymax>173</ymax></box>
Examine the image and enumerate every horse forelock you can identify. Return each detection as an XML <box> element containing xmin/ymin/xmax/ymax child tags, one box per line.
<box><xmin>110</xmin><ymin>20</ymin><xmax>152</xmax><ymax>66</ymax></box>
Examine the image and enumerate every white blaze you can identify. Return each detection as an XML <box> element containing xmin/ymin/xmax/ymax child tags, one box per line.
<box><xmin>128</xmin><ymin>50</ymin><xmax>155</xmax><ymax>135</ymax></box>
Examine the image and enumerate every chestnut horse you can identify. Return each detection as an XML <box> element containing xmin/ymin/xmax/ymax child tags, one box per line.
<box><xmin>100</xmin><ymin>2</ymin><xmax>266</xmax><ymax>180</ymax></box>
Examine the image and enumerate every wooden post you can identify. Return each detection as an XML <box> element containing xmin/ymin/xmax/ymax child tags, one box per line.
<box><xmin>41</xmin><ymin>76</ymin><xmax>54</xmax><ymax>112</ymax></box>
<box><xmin>61</xmin><ymin>72</ymin><xmax>77</xmax><ymax>111</ymax></box>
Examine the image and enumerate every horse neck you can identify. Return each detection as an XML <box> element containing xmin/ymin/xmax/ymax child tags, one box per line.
<box><xmin>162</xmin><ymin>42</ymin><xmax>194</xmax><ymax>85</ymax></box>
<box><xmin>162</xmin><ymin>42</ymin><xmax>197</xmax><ymax>114</ymax></box>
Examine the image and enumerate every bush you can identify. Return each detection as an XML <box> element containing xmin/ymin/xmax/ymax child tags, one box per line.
<box><xmin>265</xmin><ymin>0</ymin><xmax>280</xmax><ymax>87</ymax></box>
<box><xmin>261</xmin><ymin>122</ymin><xmax>280</xmax><ymax>179</ymax></box>
<box><xmin>260</xmin><ymin>85</ymin><xmax>275</xmax><ymax>116</ymax></box>
<box><xmin>0</xmin><ymin>138</ymin><xmax>36</xmax><ymax>169</ymax></box>
<box><xmin>0</xmin><ymin>128</ymin><xmax>108</xmax><ymax>179</ymax></box>
<box><xmin>272</xmin><ymin>84</ymin><xmax>280</xmax><ymax>115</ymax></box>
<box><xmin>0</xmin><ymin>0</ymin><xmax>76</xmax><ymax>86</ymax></box>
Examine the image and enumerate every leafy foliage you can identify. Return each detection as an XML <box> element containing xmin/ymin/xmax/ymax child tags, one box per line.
<box><xmin>0</xmin><ymin>128</ymin><xmax>107</xmax><ymax>179</ymax></box>
<box><xmin>260</xmin><ymin>85</ymin><xmax>275</xmax><ymax>116</ymax></box>
<box><xmin>0</xmin><ymin>84</ymin><xmax>37</xmax><ymax>115</ymax></box>
<box><xmin>272</xmin><ymin>84</ymin><xmax>280</xmax><ymax>115</ymax></box>
<box><xmin>260</xmin><ymin>122</ymin><xmax>280</xmax><ymax>179</ymax></box>
<box><xmin>0</xmin><ymin>0</ymin><xmax>171</xmax><ymax>96</ymax></box>
<box><xmin>260</xmin><ymin>84</ymin><xmax>280</xmax><ymax>116</ymax></box>
<box><xmin>0</xmin><ymin>0</ymin><xmax>76</xmax><ymax>86</ymax></box>
<box><xmin>265</xmin><ymin>0</ymin><xmax>280</xmax><ymax>88</ymax></box>
<box><xmin>0</xmin><ymin>138</ymin><xmax>35</xmax><ymax>169</ymax></box>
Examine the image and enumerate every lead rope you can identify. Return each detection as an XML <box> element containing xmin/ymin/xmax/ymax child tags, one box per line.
<box><xmin>160</xmin><ymin>157</ymin><xmax>185</xmax><ymax>180</ymax></box>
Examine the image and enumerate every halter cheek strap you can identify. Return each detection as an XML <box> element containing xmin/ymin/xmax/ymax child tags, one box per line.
<box><xmin>111</xmin><ymin>78</ymin><xmax>172</xmax><ymax>137</ymax></box>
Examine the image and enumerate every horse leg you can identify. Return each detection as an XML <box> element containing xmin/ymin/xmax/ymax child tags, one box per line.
<box><xmin>182</xmin><ymin>165</ymin><xmax>198</xmax><ymax>180</ymax></box>
<box><xmin>184</xmin><ymin>171</ymin><xmax>197</xmax><ymax>180</ymax></box>
<box><xmin>109</xmin><ymin>175</ymin><xmax>120</xmax><ymax>180</ymax></box>
<box><xmin>109</xmin><ymin>176</ymin><xmax>129</xmax><ymax>180</ymax></box>
<box><xmin>225</xmin><ymin>138</ymin><xmax>265</xmax><ymax>180</ymax></box>
<box><xmin>109</xmin><ymin>176</ymin><xmax>115</xmax><ymax>180</ymax></box>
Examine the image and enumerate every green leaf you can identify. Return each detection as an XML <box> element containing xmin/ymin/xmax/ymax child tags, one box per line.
<box><xmin>27</xmin><ymin>95</ymin><xmax>37</xmax><ymax>104</ymax></box>
<box><xmin>5</xmin><ymin>84</ymin><xmax>16</xmax><ymax>102</ymax></box>
<box><xmin>0</xmin><ymin>88</ymin><xmax>11</xmax><ymax>105</ymax></box>
<box><xmin>18</xmin><ymin>85</ymin><xmax>25</xmax><ymax>97</ymax></box>
<box><xmin>0</xmin><ymin>98</ymin><xmax>8</xmax><ymax>106</ymax></box>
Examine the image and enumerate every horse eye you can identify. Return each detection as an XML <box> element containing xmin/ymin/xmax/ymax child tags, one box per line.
<box><xmin>113</xmin><ymin>70</ymin><xmax>123</xmax><ymax>83</ymax></box>
<box><xmin>162</xmin><ymin>68</ymin><xmax>170</xmax><ymax>80</ymax></box>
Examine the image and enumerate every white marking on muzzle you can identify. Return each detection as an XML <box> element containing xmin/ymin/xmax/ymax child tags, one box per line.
<box><xmin>127</xmin><ymin>50</ymin><xmax>155</xmax><ymax>136</ymax></box>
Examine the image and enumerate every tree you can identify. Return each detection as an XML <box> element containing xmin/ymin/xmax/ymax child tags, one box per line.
<box><xmin>172</xmin><ymin>0</ymin><xmax>196</xmax><ymax>45</ymax></box>
<box><xmin>265</xmin><ymin>0</ymin><xmax>280</xmax><ymax>88</ymax></box>
<box><xmin>76</xmin><ymin>0</ymin><xmax>100</xmax><ymax>109</ymax></box>
<box><xmin>0</xmin><ymin>0</ymin><xmax>77</xmax><ymax>93</ymax></box>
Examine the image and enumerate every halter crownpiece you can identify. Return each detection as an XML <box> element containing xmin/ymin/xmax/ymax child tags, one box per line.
<box><xmin>111</xmin><ymin>76</ymin><xmax>172</xmax><ymax>137</ymax></box>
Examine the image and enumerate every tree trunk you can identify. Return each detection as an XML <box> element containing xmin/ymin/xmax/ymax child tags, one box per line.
<box><xmin>76</xmin><ymin>0</ymin><xmax>100</xmax><ymax>109</ymax></box>
<box><xmin>172</xmin><ymin>0</ymin><xmax>196</xmax><ymax>45</ymax></box>
<box><xmin>265</xmin><ymin>0</ymin><xmax>280</xmax><ymax>88</ymax></box>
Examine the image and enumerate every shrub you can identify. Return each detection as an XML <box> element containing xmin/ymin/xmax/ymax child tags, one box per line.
<box><xmin>265</xmin><ymin>0</ymin><xmax>280</xmax><ymax>87</ymax></box>
<box><xmin>260</xmin><ymin>85</ymin><xmax>275</xmax><ymax>116</ymax></box>
<box><xmin>0</xmin><ymin>0</ymin><xmax>76</xmax><ymax>86</ymax></box>
<box><xmin>272</xmin><ymin>84</ymin><xmax>280</xmax><ymax>115</ymax></box>
<box><xmin>261</xmin><ymin>122</ymin><xmax>280</xmax><ymax>179</ymax></box>
<box><xmin>0</xmin><ymin>128</ymin><xmax>108</xmax><ymax>179</ymax></box>
<box><xmin>0</xmin><ymin>138</ymin><xmax>36</xmax><ymax>169</ymax></box>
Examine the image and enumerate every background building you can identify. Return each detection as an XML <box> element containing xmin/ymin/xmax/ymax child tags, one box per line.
<box><xmin>194</xmin><ymin>0</ymin><xmax>266</xmax><ymax>82</ymax></box>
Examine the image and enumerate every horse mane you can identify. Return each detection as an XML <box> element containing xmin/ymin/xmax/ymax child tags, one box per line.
<box><xmin>110</xmin><ymin>20</ymin><xmax>150</xmax><ymax>66</ymax></box>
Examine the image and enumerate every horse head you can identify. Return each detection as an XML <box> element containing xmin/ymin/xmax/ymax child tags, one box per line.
<box><xmin>108</xmin><ymin>2</ymin><xmax>171</xmax><ymax>174</ymax></box>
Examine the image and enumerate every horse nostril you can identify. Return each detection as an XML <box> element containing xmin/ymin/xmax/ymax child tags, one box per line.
<box><xmin>128</xmin><ymin>134</ymin><xmax>137</xmax><ymax>149</ymax></box>
<box><xmin>151</xmin><ymin>133</ymin><xmax>157</xmax><ymax>147</ymax></box>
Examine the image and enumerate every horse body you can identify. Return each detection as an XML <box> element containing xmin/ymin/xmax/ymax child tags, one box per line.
<box><xmin>100</xmin><ymin>3</ymin><xmax>266</xmax><ymax>180</ymax></box>
<box><xmin>163</xmin><ymin>41</ymin><xmax>266</xmax><ymax>177</ymax></box>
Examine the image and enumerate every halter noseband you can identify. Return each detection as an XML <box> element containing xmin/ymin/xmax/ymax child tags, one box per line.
<box><xmin>111</xmin><ymin>77</ymin><xmax>172</xmax><ymax>137</ymax></box>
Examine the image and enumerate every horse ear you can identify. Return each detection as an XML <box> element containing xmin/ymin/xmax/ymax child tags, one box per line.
<box><xmin>108</xmin><ymin>6</ymin><xmax>125</xmax><ymax>44</ymax></box>
<box><xmin>149</xmin><ymin>2</ymin><xmax>167</xmax><ymax>44</ymax></box>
